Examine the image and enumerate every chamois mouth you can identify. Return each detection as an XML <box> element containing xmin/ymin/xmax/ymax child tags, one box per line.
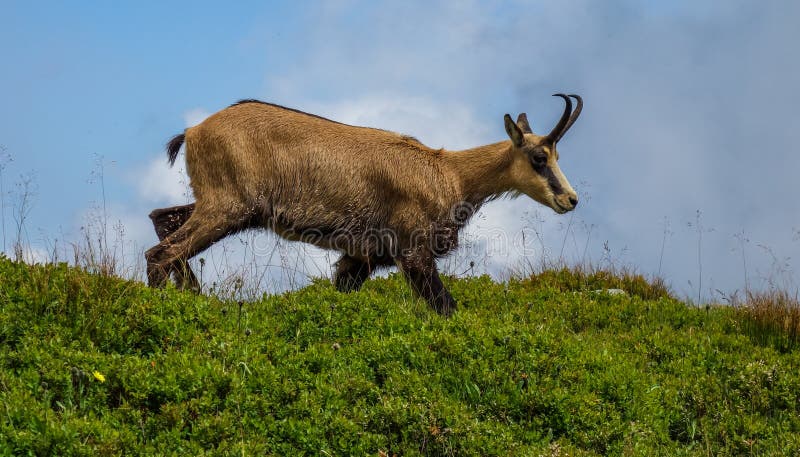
<box><xmin>552</xmin><ymin>198</ymin><xmax>571</xmax><ymax>214</ymax></box>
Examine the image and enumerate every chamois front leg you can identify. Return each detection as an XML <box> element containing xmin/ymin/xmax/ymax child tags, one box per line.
<box><xmin>397</xmin><ymin>252</ymin><xmax>456</xmax><ymax>317</ymax></box>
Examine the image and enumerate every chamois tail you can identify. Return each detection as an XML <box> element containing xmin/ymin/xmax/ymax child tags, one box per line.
<box><xmin>166</xmin><ymin>132</ymin><xmax>185</xmax><ymax>167</ymax></box>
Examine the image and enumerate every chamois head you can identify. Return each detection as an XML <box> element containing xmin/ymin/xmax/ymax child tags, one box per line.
<box><xmin>503</xmin><ymin>93</ymin><xmax>582</xmax><ymax>214</ymax></box>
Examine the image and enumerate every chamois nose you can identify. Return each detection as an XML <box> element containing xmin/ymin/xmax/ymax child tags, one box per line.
<box><xmin>569</xmin><ymin>196</ymin><xmax>579</xmax><ymax>207</ymax></box>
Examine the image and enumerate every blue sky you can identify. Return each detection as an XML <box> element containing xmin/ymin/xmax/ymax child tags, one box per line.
<box><xmin>1</xmin><ymin>1</ymin><xmax>798</xmax><ymax>299</ymax></box>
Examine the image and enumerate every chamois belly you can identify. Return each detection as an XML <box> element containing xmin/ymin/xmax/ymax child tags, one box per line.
<box><xmin>266</xmin><ymin>210</ymin><xmax>391</xmax><ymax>258</ymax></box>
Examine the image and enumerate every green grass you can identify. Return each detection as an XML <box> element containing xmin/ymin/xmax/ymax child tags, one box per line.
<box><xmin>1</xmin><ymin>257</ymin><xmax>799</xmax><ymax>456</ymax></box>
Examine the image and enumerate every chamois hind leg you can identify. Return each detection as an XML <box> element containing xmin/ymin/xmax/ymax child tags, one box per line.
<box><xmin>149</xmin><ymin>203</ymin><xmax>199</xmax><ymax>290</ymax></box>
<box><xmin>333</xmin><ymin>254</ymin><xmax>393</xmax><ymax>292</ymax></box>
<box><xmin>397</xmin><ymin>251</ymin><xmax>456</xmax><ymax>317</ymax></box>
<box><xmin>145</xmin><ymin>206</ymin><xmax>242</xmax><ymax>290</ymax></box>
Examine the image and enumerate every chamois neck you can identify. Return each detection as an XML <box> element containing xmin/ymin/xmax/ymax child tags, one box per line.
<box><xmin>444</xmin><ymin>141</ymin><xmax>514</xmax><ymax>206</ymax></box>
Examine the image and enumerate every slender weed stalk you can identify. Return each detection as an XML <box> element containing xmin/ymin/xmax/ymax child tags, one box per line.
<box><xmin>734</xmin><ymin>229</ymin><xmax>750</xmax><ymax>294</ymax></box>
<box><xmin>12</xmin><ymin>173</ymin><xmax>36</xmax><ymax>262</ymax></box>
<box><xmin>657</xmin><ymin>216</ymin><xmax>672</xmax><ymax>278</ymax></box>
<box><xmin>0</xmin><ymin>146</ymin><xmax>12</xmax><ymax>254</ymax></box>
<box><xmin>694</xmin><ymin>210</ymin><xmax>703</xmax><ymax>303</ymax></box>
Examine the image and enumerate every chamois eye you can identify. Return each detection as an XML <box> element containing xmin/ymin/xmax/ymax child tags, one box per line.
<box><xmin>531</xmin><ymin>152</ymin><xmax>548</xmax><ymax>167</ymax></box>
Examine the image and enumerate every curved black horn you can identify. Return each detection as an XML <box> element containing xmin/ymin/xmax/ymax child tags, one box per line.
<box><xmin>555</xmin><ymin>94</ymin><xmax>583</xmax><ymax>143</ymax></box>
<box><xmin>547</xmin><ymin>93</ymin><xmax>573</xmax><ymax>143</ymax></box>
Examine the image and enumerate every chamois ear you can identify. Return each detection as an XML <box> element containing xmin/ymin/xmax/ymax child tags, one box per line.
<box><xmin>516</xmin><ymin>113</ymin><xmax>533</xmax><ymax>134</ymax></box>
<box><xmin>504</xmin><ymin>114</ymin><xmax>525</xmax><ymax>147</ymax></box>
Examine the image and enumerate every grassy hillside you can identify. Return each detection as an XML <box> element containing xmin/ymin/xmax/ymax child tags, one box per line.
<box><xmin>0</xmin><ymin>257</ymin><xmax>798</xmax><ymax>456</ymax></box>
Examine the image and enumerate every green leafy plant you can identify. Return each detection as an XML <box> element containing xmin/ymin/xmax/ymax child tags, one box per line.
<box><xmin>1</xmin><ymin>257</ymin><xmax>799</xmax><ymax>455</ymax></box>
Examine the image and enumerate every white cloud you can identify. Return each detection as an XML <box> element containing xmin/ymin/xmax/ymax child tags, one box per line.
<box><xmin>135</xmin><ymin>155</ymin><xmax>191</xmax><ymax>205</ymax></box>
<box><xmin>254</xmin><ymin>0</ymin><xmax>800</xmax><ymax>298</ymax></box>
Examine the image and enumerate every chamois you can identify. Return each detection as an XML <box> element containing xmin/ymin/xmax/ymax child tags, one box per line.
<box><xmin>146</xmin><ymin>95</ymin><xmax>583</xmax><ymax>316</ymax></box>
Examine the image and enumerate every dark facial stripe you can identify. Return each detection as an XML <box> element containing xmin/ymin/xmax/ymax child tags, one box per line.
<box><xmin>533</xmin><ymin>163</ymin><xmax>564</xmax><ymax>195</ymax></box>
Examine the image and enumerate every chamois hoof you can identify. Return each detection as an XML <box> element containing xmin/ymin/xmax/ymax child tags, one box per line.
<box><xmin>437</xmin><ymin>305</ymin><xmax>456</xmax><ymax>318</ymax></box>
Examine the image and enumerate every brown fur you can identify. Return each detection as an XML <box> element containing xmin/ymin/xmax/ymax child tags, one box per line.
<box><xmin>146</xmin><ymin>97</ymin><xmax>582</xmax><ymax>316</ymax></box>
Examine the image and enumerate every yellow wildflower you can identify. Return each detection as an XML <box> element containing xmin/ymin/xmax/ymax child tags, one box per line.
<box><xmin>92</xmin><ymin>371</ymin><xmax>106</xmax><ymax>383</ymax></box>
